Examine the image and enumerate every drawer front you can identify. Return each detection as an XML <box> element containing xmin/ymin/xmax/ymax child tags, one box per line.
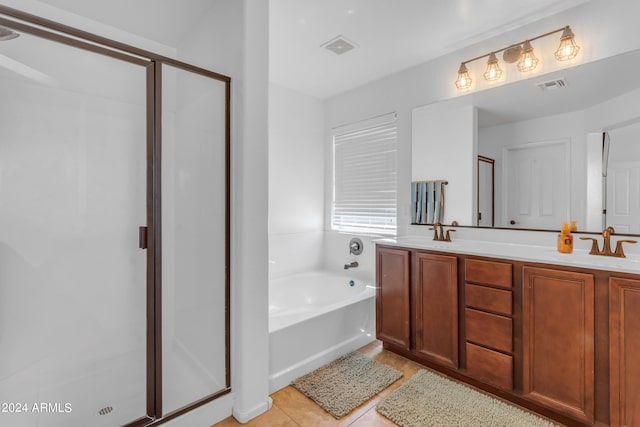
<box><xmin>465</xmin><ymin>308</ymin><xmax>512</xmax><ymax>353</ymax></box>
<box><xmin>466</xmin><ymin>342</ymin><xmax>513</xmax><ymax>390</ymax></box>
<box><xmin>466</xmin><ymin>284</ymin><xmax>512</xmax><ymax>316</ymax></box>
<box><xmin>465</xmin><ymin>259</ymin><xmax>512</xmax><ymax>289</ymax></box>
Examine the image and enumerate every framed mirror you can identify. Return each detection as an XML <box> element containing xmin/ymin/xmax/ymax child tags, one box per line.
<box><xmin>412</xmin><ymin>48</ymin><xmax>640</xmax><ymax>233</ymax></box>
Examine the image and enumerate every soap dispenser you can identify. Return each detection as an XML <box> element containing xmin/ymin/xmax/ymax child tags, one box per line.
<box><xmin>557</xmin><ymin>221</ymin><xmax>573</xmax><ymax>254</ymax></box>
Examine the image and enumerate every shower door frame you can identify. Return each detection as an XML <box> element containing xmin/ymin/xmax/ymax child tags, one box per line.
<box><xmin>0</xmin><ymin>6</ymin><xmax>231</xmax><ymax>427</ymax></box>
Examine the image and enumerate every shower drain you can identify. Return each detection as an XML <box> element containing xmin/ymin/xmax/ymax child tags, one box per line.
<box><xmin>98</xmin><ymin>406</ymin><xmax>113</xmax><ymax>416</ymax></box>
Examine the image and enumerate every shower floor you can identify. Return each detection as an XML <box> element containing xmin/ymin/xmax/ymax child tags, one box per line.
<box><xmin>0</xmin><ymin>344</ymin><xmax>224</xmax><ymax>427</ymax></box>
<box><xmin>0</xmin><ymin>351</ymin><xmax>144</xmax><ymax>427</ymax></box>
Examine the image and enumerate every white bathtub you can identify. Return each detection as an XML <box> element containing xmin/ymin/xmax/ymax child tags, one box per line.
<box><xmin>268</xmin><ymin>270</ymin><xmax>376</xmax><ymax>392</ymax></box>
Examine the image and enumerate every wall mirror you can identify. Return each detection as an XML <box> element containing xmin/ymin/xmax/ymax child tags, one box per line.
<box><xmin>412</xmin><ymin>48</ymin><xmax>640</xmax><ymax>234</ymax></box>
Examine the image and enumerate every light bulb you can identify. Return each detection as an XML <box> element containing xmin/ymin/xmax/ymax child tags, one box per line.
<box><xmin>555</xmin><ymin>26</ymin><xmax>580</xmax><ymax>61</ymax></box>
<box><xmin>483</xmin><ymin>53</ymin><xmax>502</xmax><ymax>81</ymax></box>
<box><xmin>518</xmin><ymin>41</ymin><xmax>539</xmax><ymax>72</ymax></box>
<box><xmin>455</xmin><ymin>63</ymin><xmax>472</xmax><ymax>89</ymax></box>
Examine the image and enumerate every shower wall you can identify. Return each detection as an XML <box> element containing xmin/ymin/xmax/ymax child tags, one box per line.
<box><xmin>0</xmin><ymin>32</ymin><xmax>148</xmax><ymax>427</ymax></box>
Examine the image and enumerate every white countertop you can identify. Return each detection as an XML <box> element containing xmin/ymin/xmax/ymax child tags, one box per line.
<box><xmin>375</xmin><ymin>236</ymin><xmax>640</xmax><ymax>274</ymax></box>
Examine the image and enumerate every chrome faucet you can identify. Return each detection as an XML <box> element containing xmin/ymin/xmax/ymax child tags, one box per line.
<box><xmin>344</xmin><ymin>261</ymin><xmax>359</xmax><ymax>270</ymax></box>
<box><xmin>580</xmin><ymin>226</ymin><xmax>637</xmax><ymax>258</ymax></box>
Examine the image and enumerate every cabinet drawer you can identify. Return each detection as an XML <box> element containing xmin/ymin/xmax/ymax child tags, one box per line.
<box><xmin>466</xmin><ymin>284</ymin><xmax>512</xmax><ymax>315</ymax></box>
<box><xmin>465</xmin><ymin>259</ymin><xmax>512</xmax><ymax>289</ymax></box>
<box><xmin>466</xmin><ymin>342</ymin><xmax>513</xmax><ymax>390</ymax></box>
<box><xmin>465</xmin><ymin>308</ymin><xmax>512</xmax><ymax>353</ymax></box>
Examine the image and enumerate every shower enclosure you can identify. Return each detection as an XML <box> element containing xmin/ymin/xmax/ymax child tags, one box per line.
<box><xmin>0</xmin><ymin>7</ymin><xmax>229</xmax><ymax>427</ymax></box>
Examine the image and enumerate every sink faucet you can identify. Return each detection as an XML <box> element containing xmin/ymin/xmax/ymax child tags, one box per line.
<box><xmin>344</xmin><ymin>261</ymin><xmax>359</xmax><ymax>269</ymax></box>
<box><xmin>580</xmin><ymin>226</ymin><xmax>637</xmax><ymax>258</ymax></box>
<box><xmin>429</xmin><ymin>221</ymin><xmax>457</xmax><ymax>242</ymax></box>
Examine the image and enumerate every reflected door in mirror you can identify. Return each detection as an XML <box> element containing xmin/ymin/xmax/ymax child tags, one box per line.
<box><xmin>478</xmin><ymin>156</ymin><xmax>495</xmax><ymax>227</ymax></box>
<box><xmin>504</xmin><ymin>140</ymin><xmax>569</xmax><ymax>229</ymax></box>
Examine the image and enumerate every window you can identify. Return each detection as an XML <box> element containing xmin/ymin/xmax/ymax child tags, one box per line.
<box><xmin>332</xmin><ymin>113</ymin><xmax>397</xmax><ymax>235</ymax></box>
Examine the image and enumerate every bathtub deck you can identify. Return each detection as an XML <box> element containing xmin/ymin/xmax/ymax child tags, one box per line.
<box><xmin>214</xmin><ymin>340</ymin><xmax>423</xmax><ymax>426</ymax></box>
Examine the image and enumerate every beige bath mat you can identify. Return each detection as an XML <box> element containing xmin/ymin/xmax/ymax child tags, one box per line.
<box><xmin>376</xmin><ymin>369</ymin><xmax>560</xmax><ymax>427</ymax></box>
<box><xmin>291</xmin><ymin>352</ymin><xmax>402</xmax><ymax>418</ymax></box>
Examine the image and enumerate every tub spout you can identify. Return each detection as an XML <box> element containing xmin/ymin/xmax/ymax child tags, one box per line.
<box><xmin>344</xmin><ymin>261</ymin><xmax>359</xmax><ymax>269</ymax></box>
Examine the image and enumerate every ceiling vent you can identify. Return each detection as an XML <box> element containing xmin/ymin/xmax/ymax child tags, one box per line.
<box><xmin>536</xmin><ymin>78</ymin><xmax>567</xmax><ymax>91</ymax></box>
<box><xmin>322</xmin><ymin>35</ymin><xmax>357</xmax><ymax>55</ymax></box>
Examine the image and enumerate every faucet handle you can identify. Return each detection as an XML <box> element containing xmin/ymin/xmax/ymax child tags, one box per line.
<box><xmin>444</xmin><ymin>229</ymin><xmax>456</xmax><ymax>242</ymax></box>
<box><xmin>580</xmin><ymin>237</ymin><xmax>601</xmax><ymax>255</ymax></box>
<box><xmin>614</xmin><ymin>240</ymin><xmax>637</xmax><ymax>258</ymax></box>
<box><xmin>429</xmin><ymin>223</ymin><xmax>441</xmax><ymax>241</ymax></box>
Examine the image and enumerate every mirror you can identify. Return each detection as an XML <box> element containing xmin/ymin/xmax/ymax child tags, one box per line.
<box><xmin>412</xmin><ymin>48</ymin><xmax>640</xmax><ymax>233</ymax></box>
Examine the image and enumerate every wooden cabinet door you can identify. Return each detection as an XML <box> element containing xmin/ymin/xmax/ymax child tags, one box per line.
<box><xmin>414</xmin><ymin>252</ymin><xmax>458</xmax><ymax>368</ymax></box>
<box><xmin>376</xmin><ymin>247</ymin><xmax>410</xmax><ymax>349</ymax></box>
<box><xmin>522</xmin><ymin>266</ymin><xmax>594</xmax><ymax>424</ymax></box>
<box><xmin>610</xmin><ymin>277</ymin><xmax>640</xmax><ymax>427</ymax></box>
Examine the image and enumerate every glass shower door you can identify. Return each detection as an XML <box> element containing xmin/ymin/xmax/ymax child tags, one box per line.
<box><xmin>0</xmin><ymin>28</ymin><xmax>148</xmax><ymax>427</ymax></box>
<box><xmin>161</xmin><ymin>63</ymin><xmax>229</xmax><ymax>414</ymax></box>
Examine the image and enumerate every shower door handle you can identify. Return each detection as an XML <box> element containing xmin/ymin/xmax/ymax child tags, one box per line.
<box><xmin>139</xmin><ymin>226</ymin><xmax>148</xmax><ymax>249</ymax></box>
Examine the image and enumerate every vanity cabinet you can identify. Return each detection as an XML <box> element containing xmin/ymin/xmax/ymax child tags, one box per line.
<box><xmin>376</xmin><ymin>242</ymin><xmax>640</xmax><ymax>427</ymax></box>
<box><xmin>609</xmin><ymin>277</ymin><xmax>640</xmax><ymax>427</ymax></box>
<box><xmin>413</xmin><ymin>252</ymin><xmax>458</xmax><ymax>368</ymax></box>
<box><xmin>522</xmin><ymin>266</ymin><xmax>595</xmax><ymax>424</ymax></box>
<box><xmin>375</xmin><ymin>247</ymin><xmax>410</xmax><ymax>349</ymax></box>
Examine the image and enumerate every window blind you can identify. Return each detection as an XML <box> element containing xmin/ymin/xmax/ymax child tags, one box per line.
<box><xmin>332</xmin><ymin>113</ymin><xmax>397</xmax><ymax>235</ymax></box>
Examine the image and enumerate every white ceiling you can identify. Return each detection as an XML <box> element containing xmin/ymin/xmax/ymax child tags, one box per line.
<box><xmin>32</xmin><ymin>0</ymin><xmax>590</xmax><ymax>100</ymax></box>
<box><xmin>269</xmin><ymin>0</ymin><xmax>590</xmax><ymax>99</ymax></box>
<box><xmin>37</xmin><ymin>0</ymin><xmax>212</xmax><ymax>47</ymax></box>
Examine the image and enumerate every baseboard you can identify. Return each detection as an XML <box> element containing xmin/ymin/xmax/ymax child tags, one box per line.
<box><xmin>232</xmin><ymin>397</ymin><xmax>273</xmax><ymax>424</ymax></box>
<box><xmin>268</xmin><ymin>334</ymin><xmax>375</xmax><ymax>392</ymax></box>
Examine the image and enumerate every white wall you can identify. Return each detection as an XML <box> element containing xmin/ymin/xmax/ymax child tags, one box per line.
<box><xmin>325</xmin><ymin>0</ymin><xmax>640</xmax><ymax>238</ymax></box>
<box><xmin>268</xmin><ymin>83</ymin><xmax>325</xmax><ymax>278</ymax></box>
<box><xmin>478</xmin><ymin>110</ymin><xmax>586</xmax><ymax>228</ymax></box>
<box><xmin>412</xmin><ymin>104</ymin><xmax>478</xmax><ymax>225</ymax></box>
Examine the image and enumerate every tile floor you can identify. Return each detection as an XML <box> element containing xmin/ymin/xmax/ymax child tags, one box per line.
<box><xmin>212</xmin><ymin>340</ymin><xmax>422</xmax><ymax>427</ymax></box>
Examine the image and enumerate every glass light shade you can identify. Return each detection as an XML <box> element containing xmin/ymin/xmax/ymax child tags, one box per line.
<box><xmin>483</xmin><ymin>53</ymin><xmax>502</xmax><ymax>81</ymax></box>
<box><xmin>517</xmin><ymin>41</ymin><xmax>539</xmax><ymax>72</ymax></box>
<box><xmin>554</xmin><ymin>26</ymin><xmax>580</xmax><ymax>61</ymax></box>
<box><xmin>455</xmin><ymin>63</ymin><xmax>472</xmax><ymax>89</ymax></box>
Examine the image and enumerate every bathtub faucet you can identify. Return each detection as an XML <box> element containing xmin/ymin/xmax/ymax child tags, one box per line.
<box><xmin>344</xmin><ymin>261</ymin><xmax>359</xmax><ymax>270</ymax></box>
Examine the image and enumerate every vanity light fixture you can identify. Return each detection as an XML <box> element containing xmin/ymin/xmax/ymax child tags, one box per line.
<box><xmin>483</xmin><ymin>52</ymin><xmax>503</xmax><ymax>81</ymax></box>
<box><xmin>554</xmin><ymin>26</ymin><xmax>580</xmax><ymax>61</ymax></box>
<box><xmin>517</xmin><ymin>40</ymin><xmax>539</xmax><ymax>72</ymax></box>
<box><xmin>455</xmin><ymin>62</ymin><xmax>472</xmax><ymax>89</ymax></box>
<box><xmin>454</xmin><ymin>25</ymin><xmax>580</xmax><ymax>89</ymax></box>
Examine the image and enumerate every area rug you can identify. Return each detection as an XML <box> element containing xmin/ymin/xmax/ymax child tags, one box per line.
<box><xmin>376</xmin><ymin>369</ymin><xmax>560</xmax><ymax>427</ymax></box>
<box><xmin>291</xmin><ymin>352</ymin><xmax>403</xmax><ymax>418</ymax></box>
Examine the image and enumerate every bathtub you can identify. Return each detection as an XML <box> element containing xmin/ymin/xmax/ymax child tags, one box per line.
<box><xmin>268</xmin><ymin>270</ymin><xmax>376</xmax><ymax>392</ymax></box>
